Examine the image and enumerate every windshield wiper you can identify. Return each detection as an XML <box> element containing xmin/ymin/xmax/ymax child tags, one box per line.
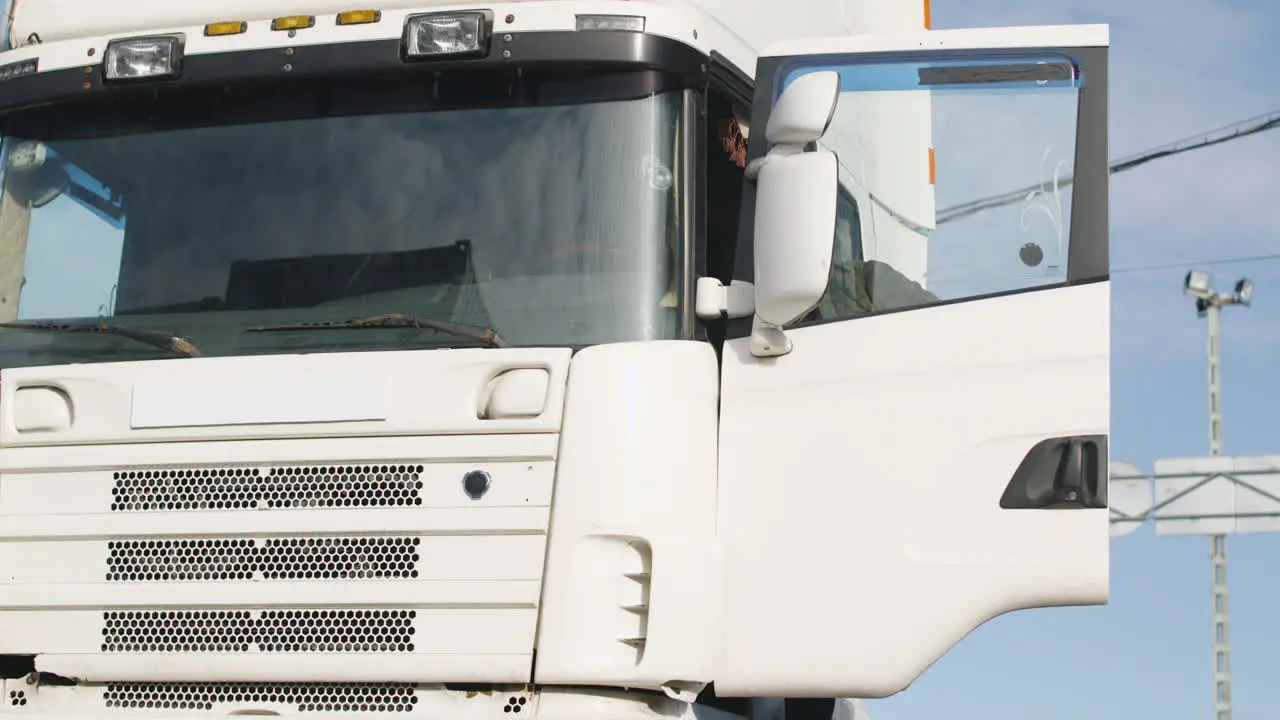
<box><xmin>0</xmin><ymin>321</ymin><xmax>202</xmax><ymax>357</ymax></box>
<box><xmin>245</xmin><ymin>312</ymin><xmax>509</xmax><ymax>349</ymax></box>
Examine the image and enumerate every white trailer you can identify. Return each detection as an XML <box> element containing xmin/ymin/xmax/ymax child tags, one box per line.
<box><xmin>0</xmin><ymin>0</ymin><xmax>1110</xmax><ymax>718</ymax></box>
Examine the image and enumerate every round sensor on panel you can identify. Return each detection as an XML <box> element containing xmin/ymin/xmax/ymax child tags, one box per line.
<box><xmin>462</xmin><ymin>470</ymin><xmax>491</xmax><ymax>499</ymax></box>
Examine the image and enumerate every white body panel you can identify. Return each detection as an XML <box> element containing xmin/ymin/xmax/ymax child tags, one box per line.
<box><xmin>717</xmin><ymin>283</ymin><xmax>1109</xmax><ymax>697</ymax></box>
<box><xmin>3</xmin><ymin>0</ymin><xmax>762</xmax><ymax>77</ymax></box>
<box><xmin>534</xmin><ymin>342</ymin><xmax>719</xmax><ymax>690</ymax></box>
<box><xmin>1</xmin><ymin>349</ymin><xmax>569</xmax><ymax>447</ymax></box>
<box><xmin>6</xmin><ymin>0</ymin><xmax>921</xmax><ymax>56</ymax></box>
<box><xmin>0</xmin><ymin>349</ymin><xmax>571</xmax><ymax>685</ymax></box>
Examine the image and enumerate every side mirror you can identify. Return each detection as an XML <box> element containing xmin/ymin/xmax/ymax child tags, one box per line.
<box><xmin>764</xmin><ymin>70</ymin><xmax>840</xmax><ymax>146</ymax></box>
<box><xmin>6</xmin><ymin>142</ymin><xmax>69</xmax><ymax>209</ymax></box>
<box><xmin>747</xmin><ymin>71</ymin><xmax>841</xmax><ymax>356</ymax></box>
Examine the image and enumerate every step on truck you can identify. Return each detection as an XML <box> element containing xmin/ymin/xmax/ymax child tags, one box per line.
<box><xmin>0</xmin><ymin>0</ymin><xmax>1111</xmax><ymax>718</ymax></box>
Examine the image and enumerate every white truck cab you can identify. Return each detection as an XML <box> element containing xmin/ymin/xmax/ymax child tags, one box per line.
<box><xmin>0</xmin><ymin>1</ymin><xmax>1110</xmax><ymax>718</ymax></box>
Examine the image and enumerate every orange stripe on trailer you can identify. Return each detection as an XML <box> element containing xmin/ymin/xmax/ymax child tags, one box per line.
<box><xmin>928</xmin><ymin>147</ymin><xmax>936</xmax><ymax>185</ymax></box>
<box><xmin>923</xmin><ymin>0</ymin><xmax>932</xmax><ymax>28</ymax></box>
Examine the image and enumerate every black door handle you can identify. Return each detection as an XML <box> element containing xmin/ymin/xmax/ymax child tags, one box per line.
<box><xmin>999</xmin><ymin>435</ymin><xmax>1108</xmax><ymax>510</ymax></box>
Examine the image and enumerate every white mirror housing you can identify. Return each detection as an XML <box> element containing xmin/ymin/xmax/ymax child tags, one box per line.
<box><xmin>746</xmin><ymin>70</ymin><xmax>841</xmax><ymax>356</ymax></box>
<box><xmin>765</xmin><ymin>71</ymin><xmax>840</xmax><ymax>146</ymax></box>
<box><xmin>752</xmin><ymin>150</ymin><xmax>838</xmax><ymax>331</ymax></box>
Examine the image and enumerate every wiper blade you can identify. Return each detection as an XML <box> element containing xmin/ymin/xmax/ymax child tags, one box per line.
<box><xmin>0</xmin><ymin>321</ymin><xmax>202</xmax><ymax>357</ymax></box>
<box><xmin>245</xmin><ymin>312</ymin><xmax>509</xmax><ymax>349</ymax></box>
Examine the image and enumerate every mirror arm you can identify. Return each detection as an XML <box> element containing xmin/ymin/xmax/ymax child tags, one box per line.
<box><xmin>744</xmin><ymin>143</ymin><xmax>808</xmax><ymax>181</ymax></box>
<box><xmin>749</xmin><ymin>315</ymin><xmax>793</xmax><ymax>358</ymax></box>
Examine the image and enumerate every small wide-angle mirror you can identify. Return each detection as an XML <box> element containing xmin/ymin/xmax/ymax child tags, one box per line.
<box><xmin>765</xmin><ymin>70</ymin><xmax>840</xmax><ymax>147</ymax></box>
<box><xmin>5</xmin><ymin>143</ymin><xmax>127</xmax><ymax>229</ymax></box>
<box><xmin>6</xmin><ymin>141</ymin><xmax>71</xmax><ymax>208</ymax></box>
<box><xmin>6</xmin><ymin>161</ymin><xmax>69</xmax><ymax>208</ymax></box>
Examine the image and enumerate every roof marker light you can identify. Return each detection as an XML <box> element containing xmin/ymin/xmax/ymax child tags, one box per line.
<box><xmin>575</xmin><ymin>14</ymin><xmax>645</xmax><ymax>32</ymax></box>
<box><xmin>403</xmin><ymin>12</ymin><xmax>488</xmax><ymax>59</ymax></box>
<box><xmin>204</xmin><ymin>21</ymin><xmax>247</xmax><ymax>36</ymax></box>
<box><xmin>104</xmin><ymin>36</ymin><xmax>182</xmax><ymax>82</ymax></box>
<box><xmin>337</xmin><ymin>10</ymin><xmax>381</xmax><ymax>25</ymax></box>
<box><xmin>271</xmin><ymin>15</ymin><xmax>316</xmax><ymax>31</ymax></box>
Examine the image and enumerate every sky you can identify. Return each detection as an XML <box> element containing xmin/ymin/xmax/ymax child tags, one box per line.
<box><xmin>865</xmin><ymin>1</ymin><xmax>1280</xmax><ymax>720</ymax></box>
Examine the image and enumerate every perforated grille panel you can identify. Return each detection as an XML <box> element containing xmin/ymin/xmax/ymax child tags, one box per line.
<box><xmin>101</xmin><ymin>610</ymin><xmax>418</xmax><ymax>653</ymax></box>
<box><xmin>110</xmin><ymin>465</ymin><xmax>426</xmax><ymax>512</ymax></box>
<box><xmin>103</xmin><ymin>683</ymin><xmax>420</xmax><ymax>712</ymax></box>
<box><xmin>106</xmin><ymin>537</ymin><xmax>423</xmax><ymax>581</ymax></box>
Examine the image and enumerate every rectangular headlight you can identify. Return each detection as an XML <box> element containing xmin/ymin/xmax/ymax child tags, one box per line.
<box><xmin>104</xmin><ymin>35</ymin><xmax>183</xmax><ymax>81</ymax></box>
<box><xmin>403</xmin><ymin>12</ymin><xmax>487</xmax><ymax>59</ymax></box>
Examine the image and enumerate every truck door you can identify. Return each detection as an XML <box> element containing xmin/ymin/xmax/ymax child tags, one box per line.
<box><xmin>716</xmin><ymin>26</ymin><xmax>1110</xmax><ymax>698</ymax></box>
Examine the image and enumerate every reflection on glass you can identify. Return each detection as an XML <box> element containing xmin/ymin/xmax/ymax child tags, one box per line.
<box><xmin>788</xmin><ymin>56</ymin><xmax>1081</xmax><ymax>317</ymax></box>
<box><xmin>0</xmin><ymin>72</ymin><xmax>685</xmax><ymax>368</ymax></box>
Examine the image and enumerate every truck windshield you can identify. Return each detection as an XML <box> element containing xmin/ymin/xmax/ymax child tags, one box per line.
<box><xmin>0</xmin><ymin>70</ymin><xmax>686</xmax><ymax>368</ymax></box>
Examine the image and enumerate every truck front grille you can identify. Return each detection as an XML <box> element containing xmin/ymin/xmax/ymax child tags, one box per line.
<box><xmin>110</xmin><ymin>464</ymin><xmax>426</xmax><ymax>512</ymax></box>
<box><xmin>101</xmin><ymin>609</ymin><xmax>418</xmax><ymax>653</ymax></box>
<box><xmin>103</xmin><ymin>682</ymin><xmax>420</xmax><ymax>712</ymax></box>
<box><xmin>106</xmin><ymin>536</ymin><xmax>423</xmax><ymax>582</ymax></box>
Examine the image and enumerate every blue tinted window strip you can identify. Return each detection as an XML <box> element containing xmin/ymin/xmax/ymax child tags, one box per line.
<box><xmin>782</xmin><ymin>63</ymin><xmax>1081</xmax><ymax>93</ymax></box>
<box><xmin>776</xmin><ymin>49</ymin><xmax>1088</xmax><ymax>100</ymax></box>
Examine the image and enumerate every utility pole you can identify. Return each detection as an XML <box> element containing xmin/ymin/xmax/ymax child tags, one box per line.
<box><xmin>1183</xmin><ymin>269</ymin><xmax>1255</xmax><ymax>720</ymax></box>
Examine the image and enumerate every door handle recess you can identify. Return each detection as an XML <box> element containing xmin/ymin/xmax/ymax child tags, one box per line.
<box><xmin>999</xmin><ymin>435</ymin><xmax>1108</xmax><ymax>510</ymax></box>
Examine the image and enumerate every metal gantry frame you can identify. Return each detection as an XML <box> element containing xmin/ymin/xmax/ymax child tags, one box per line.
<box><xmin>1110</xmin><ymin>461</ymin><xmax>1280</xmax><ymax>720</ymax></box>
<box><xmin>1110</xmin><ymin>467</ymin><xmax>1280</xmax><ymax>527</ymax></box>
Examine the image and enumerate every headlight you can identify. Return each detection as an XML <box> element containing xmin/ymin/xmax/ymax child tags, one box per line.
<box><xmin>403</xmin><ymin>12</ymin><xmax>488</xmax><ymax>59</ymax></box>
<box><xmin>104</xmin><ymin>35</ymin><xmax>183</xmax><ymax>82</ymax></box>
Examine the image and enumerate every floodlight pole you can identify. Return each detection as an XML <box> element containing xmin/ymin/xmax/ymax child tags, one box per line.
<box><xmin>1186</xmin><ymin>271</ymin><xmax>1252</xmax><ymax>720</ymax></box>
<box><xmin>1205</xmin><ymin>299</ymin><xmax>1230</xmax><ymax>720</ymax></box>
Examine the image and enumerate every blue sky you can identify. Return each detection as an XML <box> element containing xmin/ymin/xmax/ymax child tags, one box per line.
<box><xmin>866</xmin><ymin>1</ymin><xmax>1280</xmax><ymax>719</ymax></box>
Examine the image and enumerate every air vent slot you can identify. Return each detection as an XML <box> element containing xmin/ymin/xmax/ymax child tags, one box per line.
<box><xmin>617</xmin><ymin>540</ymin><xmax>652</xmax><ymax>665</ymax></box>
<box><xmin>106</xmin><ymin>537</ymin><xmax>422</xmax><ymax>582</ymax></box>
<box><xmin>101</xmin><ymin>610</ymin><xmax>417</xmax><ymax>653</ymax></box>
<box><xmin>110</xmin><ymin>464</ymin><xmax>425</xmax><ymax>512</ymax></box>
<box><xmin>103</xmin><ymin>683</ymin><xmax>419</xmax><ymax>712</ymax></box>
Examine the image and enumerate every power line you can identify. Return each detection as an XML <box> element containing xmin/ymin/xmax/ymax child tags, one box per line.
<box><xmin>936</xmin><ymin>108</ymin><xmax>1280</xmax><ymax>223</ymax></box>
<box><xmin>1112</xmin><ymin>252</ymin><xmax>1280</xmax><ymax>274</ymax></box>
<box><xmin>1110</xmin><ymin>109</ymin><xmax>1280</xmax><ymax>174</ymax></box>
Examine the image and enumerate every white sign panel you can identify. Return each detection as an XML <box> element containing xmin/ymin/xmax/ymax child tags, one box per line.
<box><xmin>1108</xmin><ymin>461</ymin><xmax>1152</xmax><ymax>538</ymax></box>
<box><xmin>1152</xmin><ymin>455</ymin><xmax>1280</xmax><ymax>536</ymax></box>
<box><xmin>1229</xmin><ymin>455</ymin><xmax>1280</xmax><ymax>535</ymax></box>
